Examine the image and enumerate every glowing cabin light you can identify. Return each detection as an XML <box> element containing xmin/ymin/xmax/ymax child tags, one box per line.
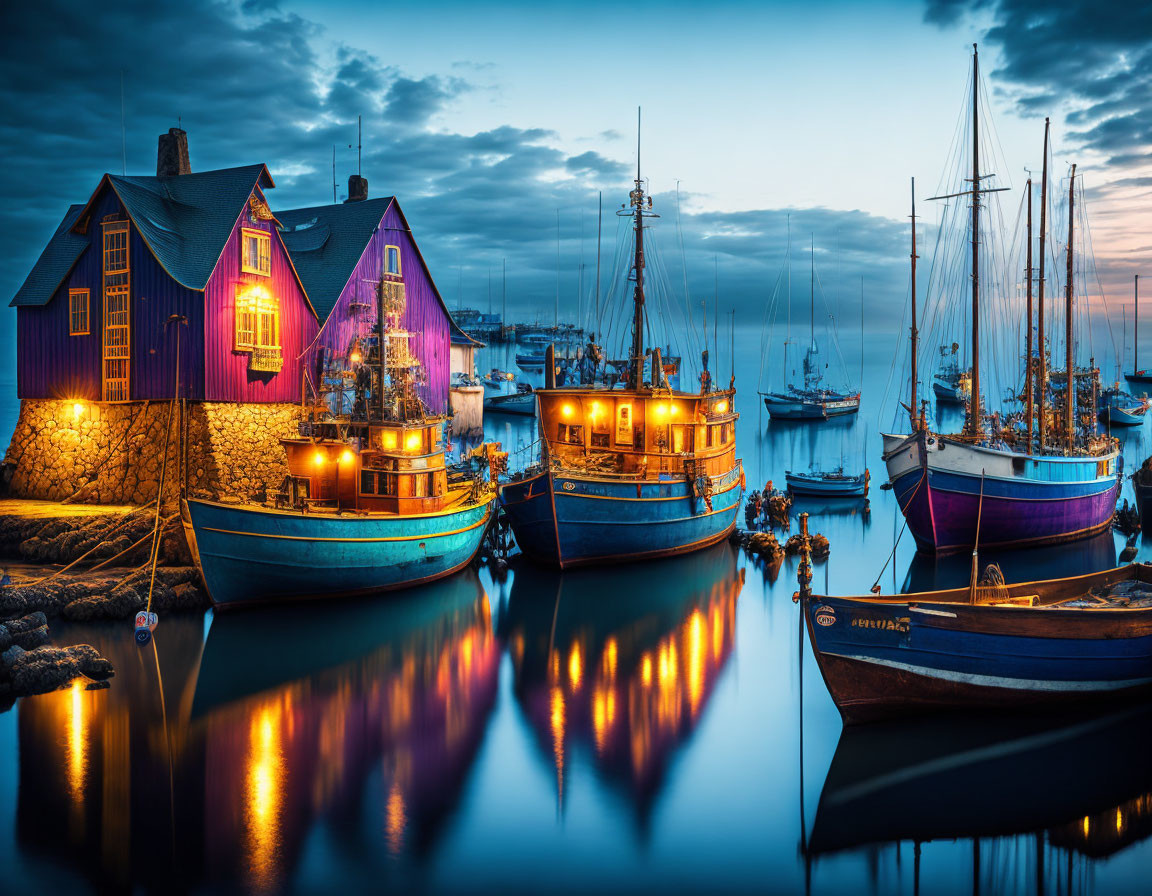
<box><xmin>654</xmin><ymin>404</ymin><xmax>667</xmax><ymax>420</ymax></box>
<box><xmin>590</xmin><ymin>401</ymin><xmax>603</xmax><ymax>419</ymax></box>
<box><xmin>670</xmin><ymin>404</ymin><xmax>679</xmax><ymax>417</ymax></box>
<box><xmin>561</xmin><ymin>404</ymin><xmax>574</xmax><ymax>418</ymax></box>
<box><xmin>350</xmin><ymin>350</ymin><xmax>362</xmax><ymax>365</ymax></box>
<box><xmin>716</xmin><ymin>400</ymin><xmax>728</xmax><ymax>414</ymax></box>
<box><xmin>72</xmin><ymin>402</ymin><xmax>85</xmax><ymax>420</ymax></box>
<box><xmin>340</xmin><ymin>450</ymin><xmax>355</xmax><ymax>464</ymax></box>
<box><xmin>313</xmin><ymin>451</ymin><xmax>325</xmax><ymax>466</ymax></box>
<box><xmin>381</xmin><ymin>430</ymin><xmax>398</xmax><ymax>450</ymax></box>
<box><xmin>405</xmin><ymin>432</ymin><xmax>422</xmax><ymax>452</ymax></box>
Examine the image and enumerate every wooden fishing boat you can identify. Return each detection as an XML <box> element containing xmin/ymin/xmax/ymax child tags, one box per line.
<box><xmin>762</xmin><ymin>235</ymin><xmax>860</xmax><ymax>421</ymax></box>
<box><xmin>785</xmin><ymin>467</ymin><xmax>868</xmax><ymax>497</ymax></box>
<box><xmin>883</xmin><ymin>49</ymin><xmax>1119</xmax><ymax>554</ymax></box>
<box><xmin>499</xmin><ymin>122</ymin><xmax>744</xmax><ymax>568</ymax></box>
<box><xmin>1099</xmin><ymin>386</ymin><xmax>1148</xmax><ymax>426</ymax></box>
<box><xmin>483</xmin><ymin>368</ymin><xmax>515</xmax><ymax>390</ymax></box>
<box><xmin>483</xmin><ymin>382</ymin><xmax>536</xmax><ymax>416</ymax></box>
<box><xmin>795</xmin><ymin>517</ymin><xmax>1152</xmax><ymax>724</ymax></box>
<box><xmin>185</xmin><ymin>272</ymin><xmax>502</xmax><ymax>607</ymax></box>
<box><xmin>931</xmin><ymin>343</ymin><xmax>970</xmax><ymax>404</ymax></box>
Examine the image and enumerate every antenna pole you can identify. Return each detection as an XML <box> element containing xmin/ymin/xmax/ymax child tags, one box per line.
<box><xmin>1136</xmin><ymin>274</ymin><xmax>1140</xmax><ymax>375</ymax></box>
<box><xmin>630</xmin><ymin>106</ymin><xmax>645</xmax><ymax>390</ymax></box>
<box><xmin>968</xmin><ymin>43</ymin><xmax>982</xmax><ymax>438</ymax></box>
<box><xmin>595</xmin><ymin>191</ymin><xmax>602</xmax><ymax>335</ymax></box>
<box><xmin>910</xmin><ymin>177</ymin><xmax>919</xmax><ymax>431</ymax></box>
<box><xmin>810</xmin><ymin>234</ymin><xmax>815</xmax><ymax>348</ymax></box>
<box><xmin>502</xmin><ymin>258</ymin><xmax>507</xmax><ymax>338</ymax></box>
<box><xmin>555</xmin><ymin>209</ymin><xmax>560</xmax><ymax>330</ymax></box>
<box><xmin>120</xmin><ymin>71</ymin><xmax>126</xmax><ymax>176</ymax></box>
<box><xmin>1066</xmin><ymin>164</ymin><xmax>1076</xmax><ymax>451</ymax></box>
<box><xmin>1038</xmin><ymin>118</ymin><xmax>1050</xmax><ymax>450</ymax></box>
<box><xmin>332</xmin><ymin>146</ymin><xmax>337</xmax><ymax>203</ymax></box>
<box><xmin>1025</xmin><ymin>177</ymin><xmax>1034</xmax><ymax>450</ymax></box>
<box><xmin>357</xmin><ymin>115</ymin><xmax>362</xmax><ymax>176</ymax></box>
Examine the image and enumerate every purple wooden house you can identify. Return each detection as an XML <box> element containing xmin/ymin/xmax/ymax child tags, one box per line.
<box><xmin>11</xmin><ymin>130</ymin><xmax>317</xmax><ymax>405</ymax></box>
<box><xmin>278</xmin><ymin>186</ymin><xmax>477</xmax><ymax>415</ymax></box>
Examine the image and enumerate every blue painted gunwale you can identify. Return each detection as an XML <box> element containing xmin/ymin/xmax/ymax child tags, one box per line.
<box><xmin>802</xmin><ymin>564</ymin><xmax>1152</xmax><ymax>721</ymax></box>
<box><xmin>785</xmin><ymin>471</ymin><xmax>868</xmax><ymax>497</ymax></box>
<box><xmin>184</xmin><ymin>495</ymin><xmax>494</xmax><ymax>607</ymax></box>
<box><xmin>499</xmin><ymin>463</ymin><xmax>743</xmax><ymax>568</ymax></box>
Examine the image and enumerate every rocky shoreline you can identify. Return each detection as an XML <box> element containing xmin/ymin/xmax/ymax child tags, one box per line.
<box><xmin>0</xmin><ymin>610</ymin><xmax>116</xmax><ymax>707</ymax></box>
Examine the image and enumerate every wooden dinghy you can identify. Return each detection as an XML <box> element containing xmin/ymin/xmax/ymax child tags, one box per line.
<box><xmin>793</xmin><ymin>515</ymin><xmax>1152</xmax><ymax>724</ymax></box>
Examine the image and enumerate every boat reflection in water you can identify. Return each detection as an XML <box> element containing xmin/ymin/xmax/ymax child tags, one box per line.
<box><xmin>15</xmin><ymin>571</ymin><xmax>498</xmax><ymax>893</ymax></box>
<box><xmin>901</xmin><ymin>527</ymin><xmax>1118</xmax><ymax>594</ymax></box>
<box><xmin>808</xmin><ymin>707</ymin><xmax>1152</xmax><ymax>892</ymax></box>
<box><xmin>498</xmin><ymin>542</ymin><xmax>743</xmax><ymax>823</ymax></box>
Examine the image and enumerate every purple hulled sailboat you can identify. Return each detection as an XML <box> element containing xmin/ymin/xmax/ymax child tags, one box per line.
<box><xmin>882</xmin><ymin>46</ymin><xmax>1119</xmax><ymax>554</ymax></box>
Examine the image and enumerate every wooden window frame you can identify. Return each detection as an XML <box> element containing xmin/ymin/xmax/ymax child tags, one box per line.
<box><xmin>241</xmin><ymin>228</ymin><xmax>272</xmax><ymax>277</ymax></box>
<box><xmin>68</xmin><ymin>288</ymin><xmax>90</xmax><ymax>336</ymax></box>
<box><xmin>101</xmin><ymin>221</ymin><xmax>130</xmax><ymax>402</ymax></box>
<box><xmin>384</xmin><ymin>244</ymin><xmax>401</xmax><ymax>278</ymax></box>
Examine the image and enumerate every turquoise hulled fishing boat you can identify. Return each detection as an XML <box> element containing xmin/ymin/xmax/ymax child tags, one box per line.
<box><xmin>185</xmin><ymin>269</ymin><xmax>501</xmax><ymax>607</ymax></box>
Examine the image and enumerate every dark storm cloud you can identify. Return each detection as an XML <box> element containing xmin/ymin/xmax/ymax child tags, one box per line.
<box><xmin>0</xmin><ymin>0</ymin><xmax>914</xmax><ymax>379</ymax></box>
<box><xmin>923</xmin><ymin>0</ymin><xmax>1152</xmax><ymax>165</ymax></box>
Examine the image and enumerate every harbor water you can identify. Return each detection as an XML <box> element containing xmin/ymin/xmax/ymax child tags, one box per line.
<box><xmin>2</xmin><ymin>336</ymin><xmax>1151</xmax><ymax>894</ymax></box>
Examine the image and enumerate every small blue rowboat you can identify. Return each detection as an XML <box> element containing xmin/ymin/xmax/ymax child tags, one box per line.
<box><xmin>785</xmin><ymin>467</ymin><xmax>869</xmax><ymax>497</ymax></box>
<box><xmin>799</xmin><ymin>559</ymin><xmax>1152</xmax><ymax>724</ymax></box>
<box><xmin>484</xmin><ymin>383</ymin><xmax>536</xmax><ymax>416</ymax></box>
<box><xmin>1100</xmin><ymin>387</ymin><xmax>1148</xmax><ymax>427</ymax></box>
<box><xmin>183</xmin><ymin>496</ymin><xmax>494</xmax><ymax>607</ymax></box>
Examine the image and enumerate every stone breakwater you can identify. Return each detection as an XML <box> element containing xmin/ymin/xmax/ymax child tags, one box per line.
<box><xmin>4</xmin><ymin>399</ymin><xmax>301</xmax><ymax>504</ymax></box>
<box><xmin>0</xmin><ymin>611</ymin><xmax>115</xmax><ymax>708</ymax></box>
<box><xmin>0</xmin><ymin>505</ymin><xmax>191</xmax><ymax>567</ymax></box>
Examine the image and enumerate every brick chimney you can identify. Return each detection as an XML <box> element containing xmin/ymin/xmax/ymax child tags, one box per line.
<box><xmin>346</xmin><ymin>174</ymin><xmax>368</xmax><ymax>203</ymax></box>
<box><xmin>156</xmin><ymin>128</ymin><xmax>191</xmax><ymax>177</ymax></box>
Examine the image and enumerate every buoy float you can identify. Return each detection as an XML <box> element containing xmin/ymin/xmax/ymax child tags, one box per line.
<box><xmin>134</xmin><ymin>610</ymin><xmax>159</xmax><ymax>645</ymax></box>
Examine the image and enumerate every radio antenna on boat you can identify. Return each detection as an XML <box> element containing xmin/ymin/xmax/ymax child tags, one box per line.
<box><xmin>617</xmin><ymin>106</ymin><xmax>657</xmax><ymax>390</ymax></box>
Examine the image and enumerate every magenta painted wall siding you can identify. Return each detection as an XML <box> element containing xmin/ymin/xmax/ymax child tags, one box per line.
<box><xmin>315</xmin><ymin>202</ymin><xmax>450</xmax><ymax>413</ymax></box>
<box><xmin>203</xmin><ymin>206</ymin><xmax>318</xmax><ymax>403</ymax></box>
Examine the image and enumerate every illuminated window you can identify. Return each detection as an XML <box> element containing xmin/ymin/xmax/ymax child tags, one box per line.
<box><xmin>385</xmin><ymin>245</ymin><xmax>401</xmax><ymax>277</ymax></box>
<box><xmin>68</xmin><ymin>289</ymin><xmax>89</xmax><ymax>335</ymax></box>
<box><xmin>241</xmin><ymin>228</ymin><xmax>271</xmax><ymax>276</ymax></box>
<box><xmin>101</xmin><ymin>221</ymin><xmax>130</xmax><ymax>401</ymax></box>
<box><xmin>235</xmin><ymin>286</ymin><xmax>282</xmax><ymax>371</ymax></box>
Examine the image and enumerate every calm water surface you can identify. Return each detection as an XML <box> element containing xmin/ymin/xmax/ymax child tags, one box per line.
<box><xmin>2</xmin><ymin>340</ymin><xmax>1151</xmax><ymax>894</ymax></box>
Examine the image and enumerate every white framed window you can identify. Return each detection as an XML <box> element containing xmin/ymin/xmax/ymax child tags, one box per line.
<box><xmin>385</xmin><ymin>244</ymin><xmax>401</xmax><ymax>277</ymax></box>
<box><xmin>241</xmin><ymin>228</ymin><xmax>271</xmax><ymax>276</ymax></box>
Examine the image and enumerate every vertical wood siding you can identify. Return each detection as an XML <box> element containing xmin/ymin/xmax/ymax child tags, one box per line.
<box><xmin>203</xmin><ymin>206</ymin><xmax>318</xmax><ymax>402</ymax></box>
<box><xmin>17</xmin><ymin>188</ymin><xmax>208</xmax><ymax>401</ymax></box>
<box><xmin>315</xmin><ymin>202</ymin><xmax>451</xmax><ymax>414</ymax></box>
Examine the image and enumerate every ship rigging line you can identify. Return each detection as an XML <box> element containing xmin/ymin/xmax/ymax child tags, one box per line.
<box><xmin>870</xmin><ymin>469</ymin><xmax>925</xmax><ymax>592</ymax></box>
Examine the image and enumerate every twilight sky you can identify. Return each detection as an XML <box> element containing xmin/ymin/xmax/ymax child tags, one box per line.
<box><xmin>1</xmin><ymin>0</ymin><xmax>1149</xmax><ymax>386</ymax></box>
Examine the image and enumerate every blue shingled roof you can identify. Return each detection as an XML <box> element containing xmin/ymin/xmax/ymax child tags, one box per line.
<box><xmin>278</xmin><ymin>197</ymin><xmax>479</xmax><ymax>345</ymax></box>
<box><xmin>278</xmin><ymin>197</ymin><xmax>394</xmax><ymax>321</ymax></box>
<box><xmin>11</xmin><ymin>164</ymin><xmax>274</xmax><ymax>307</ymax></box>
<box><xmin>10</xmin><ymin>204</ymin><xmax>88</xmax><ymax>307</ymax></box>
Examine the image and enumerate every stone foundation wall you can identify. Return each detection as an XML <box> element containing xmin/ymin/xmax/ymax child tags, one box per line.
<box><xmin>3</xmin><ymin>399</ymin><xmax>300</xmax><ymax>505</ymax></box>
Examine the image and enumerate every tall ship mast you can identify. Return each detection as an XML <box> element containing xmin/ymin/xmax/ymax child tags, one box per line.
<box><xmin>498</xmin><ymin>112</ymin><xmax>745</xmax><ymax>568</ymax></box>
<box><xmin>881</xmin><ymin>45</ymin><xmax>1119</xmax><ymax>555</ymax></box>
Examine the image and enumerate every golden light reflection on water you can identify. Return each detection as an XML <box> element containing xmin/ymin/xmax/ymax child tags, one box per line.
<box><xmin>67</xmin><ymin>679</ymin><xmax>88</xmax><ymax>802</ymax></box>
<box><xmin>245</xmin><ymin>698</ymin><xmax>286</xmax><ymax>893</ymax></box>
<box><xmin>550</xmin><ymin>686</ymin><xmax>566</xmax><ymax>801</ymax></box>
<box><xmin>386</xmin><ymin>780</ymin><xmax>406</xmax><ymax>855</ymax></box>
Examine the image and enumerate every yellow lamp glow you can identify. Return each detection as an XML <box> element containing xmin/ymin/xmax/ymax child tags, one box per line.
<box><xmin>350</xmin><ymin>351</ymin><xmax>362</xmax><ymax>364</ymax></box>
<box><xmin>654</xmin><ymin>404</ymin><xmax>667</xmax><ymax>420</ymax></box>
<box><xmin>670</xmin><ymin>404</ymin><xmax>679</xmax><ymax>417</ymax></box>
<box><xmin>716</xmin><ymin>400</ymin><xmax>728</xmax><ymax>414</ymax></box>
<box><xmin>72</xmin><ymin>402</ymin><xmax>84</xmax><ymax>420</ymax></box>
<box><xmin>405</xmin><ymin>432</ymin><xmax>422</xmax><ymax>451</ymax></box>
<box><xmin>381</xmin><ymin>430</ymin><xmax>398</xmax><ymax>450</ymax></box>
<box><xmin>590</xmin><ymin>401</ymin><xmax>602</xmax><ymax>418</ymax></box>
<box><xmin>313</xmin><ymin>451</ymin><xmax>325</xmax><ymax>466</ymax></box>
<box><xmin>340</xmin><ymin>450</ymin><xmax>355</xmax><ymax>464</ymax></box>
<box><xmin>561</xmin><ymin>404</ymin><xmax>574</xmax><ymax>418</ymax></box>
